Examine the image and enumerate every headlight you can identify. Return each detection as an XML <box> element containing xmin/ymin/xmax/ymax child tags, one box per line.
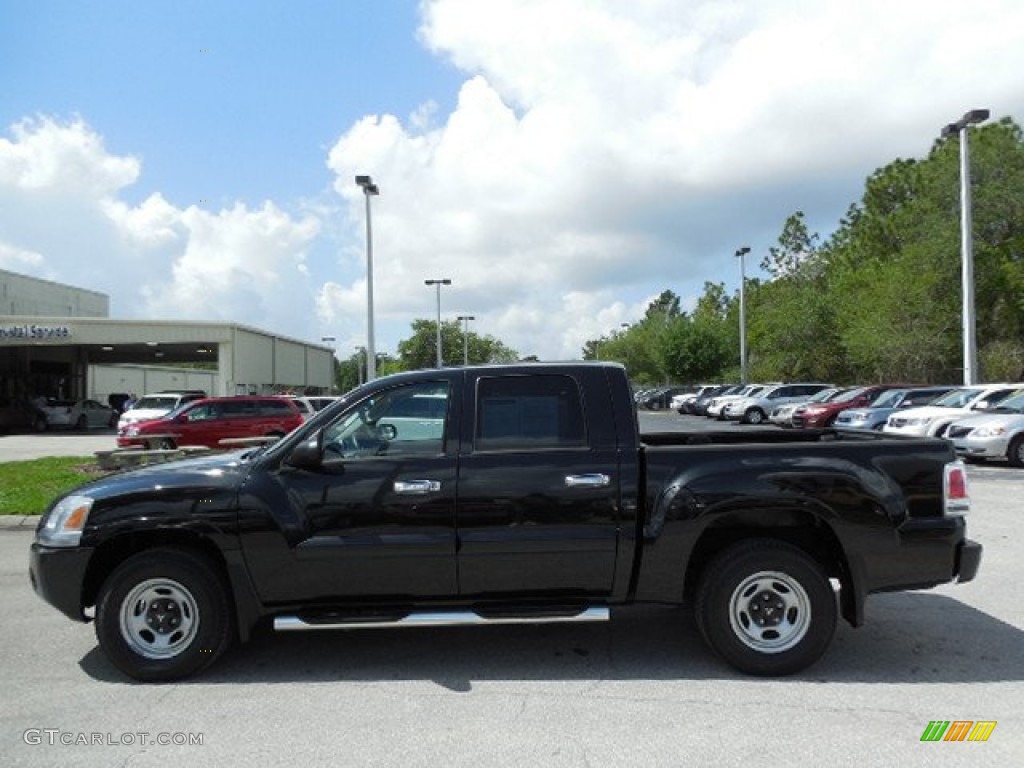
<box><xmin>903</xmin><ymin>417</ymin><xmax>930</xmax><ymax>427</ymax></box>
<box><xmin>38</xmin><ymin>495</ymin><xmax>93</xmax><ymax>548</ymax></box>
<box><xmin>973</xmin><ymin>425</ymin><xmax>1007</xmax><ymax>438</ymax></box>
<box><xmin>805</xmin><ymin>406</ymin><xmax>827</xmax><ymax>415</ymax></box>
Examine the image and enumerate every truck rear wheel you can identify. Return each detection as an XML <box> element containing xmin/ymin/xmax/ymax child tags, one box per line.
<box><xmin>95</xmin><ymin>548</ymin><xmax>233</xmax><ymax>681</ymax></box>
<box><xmin>695</xmin><ymin>539</ymin><xmax>836</xmax><ymax>676</ymax></box>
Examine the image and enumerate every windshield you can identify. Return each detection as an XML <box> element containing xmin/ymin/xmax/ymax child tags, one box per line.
<box><xmin>991</xmin><ymin>390</ymin><xmax>1024</xmax><ymax>412</ymax></box>
<box><xmin>833</xmin><ymin>387</ymin><xmax>868</xmax><ymax>403</ymax></box>
<box><xmin>805</xmin><ymin>388</ymin><xmax>840</xmax><ymax>403</ymax></box>
<box><xmin>931</xmin><ymin>387</ymin><xmax>985</xmax><ymax>408</ymax></box>
<box><xmin>870</xmin><ymin>389</ymin><xmax>907</xmax><ymax>409</ymax></box>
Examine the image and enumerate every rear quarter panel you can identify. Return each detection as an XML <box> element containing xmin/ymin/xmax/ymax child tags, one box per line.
<box><xmin>633</xmin><ymin>433</ymin><xmax>960</xmax><ymax>607</ymax></box>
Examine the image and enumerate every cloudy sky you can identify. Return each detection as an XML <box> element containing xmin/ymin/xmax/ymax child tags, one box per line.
<box><xmin>2</xmin><ymin>0</ymin><xmax>1023</xmax><ymax>361</ymax></box>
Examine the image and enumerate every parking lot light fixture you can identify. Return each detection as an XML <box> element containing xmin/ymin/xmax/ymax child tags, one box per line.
<box><xmin>940</xmin><ymin>109</ymin><xmax>989</xmax><ymax>385</ymax></box>
<box><xmin>735</xmin><ymin>246</ymin><xmax>751</xmax><ymax>384</ymax></box>
<box><xmin>457</xmin><ymin>315</ymin><xmax>475</xmax><ymax>366</ymax></box>
<box><xmin>425</xmin><ymin>279</ymin><xmax>452</xmax><ymax>367</ymax></box>
<box><xmin>355</xmin><ymin>175</ymin><xmax>380</xmax><ymax>380</ymax></box>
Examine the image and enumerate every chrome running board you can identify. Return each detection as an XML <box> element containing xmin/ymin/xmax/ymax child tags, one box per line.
<box><xmin>274</xmin><ymin>605</ymin><xmax>609</xmax><ymax>632</ymax></box>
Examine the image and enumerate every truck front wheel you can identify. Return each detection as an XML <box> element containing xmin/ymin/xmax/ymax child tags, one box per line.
<box><xmin>95</xmin><ymin>548</ymin><xmax>233</xmax><ymax>681</ymax></box>
<box><xmin>695</xmin><ymin>539</ymin><xmax>836</xmax><ymax>676</ymax></box>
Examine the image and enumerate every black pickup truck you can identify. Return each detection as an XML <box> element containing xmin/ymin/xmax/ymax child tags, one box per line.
<box><xmin>30</xmin><ymin>363</ymin><xmax>981</xmax><ymax>681</ymax></box>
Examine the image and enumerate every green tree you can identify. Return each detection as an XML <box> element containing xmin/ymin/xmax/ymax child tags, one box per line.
<box><xmin>661</xmin><ymin>315</ymin><xmax>731</xmax><ymax>383</ymax></box>
<box><xmin>396</xmin><ymin>319</ymin><xmax>518</xmax><ymax>370</ymax></box>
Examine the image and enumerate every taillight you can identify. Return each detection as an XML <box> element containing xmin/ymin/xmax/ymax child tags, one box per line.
<box><xmin>944</xmin><ymin>460</ymin><xmax>970</xmax><ymax>515</ymax></box>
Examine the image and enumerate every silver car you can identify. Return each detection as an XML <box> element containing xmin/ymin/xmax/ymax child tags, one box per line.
<box><xmin>947</xmin><ymin>389</ymin><xmax>1024</xmax><ymax>466</ymax></box>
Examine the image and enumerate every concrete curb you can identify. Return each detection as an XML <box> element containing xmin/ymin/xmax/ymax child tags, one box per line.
<box><xmin>0</xmin><ymin>516</ymin><xmax>41</xmax><ymax>530</ymax></box>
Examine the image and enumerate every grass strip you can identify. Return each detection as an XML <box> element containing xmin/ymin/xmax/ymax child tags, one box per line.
<box><xmin>0</xmin><ymin>456</ymin><xmax>109</xmax><ymax>515</ymax></box>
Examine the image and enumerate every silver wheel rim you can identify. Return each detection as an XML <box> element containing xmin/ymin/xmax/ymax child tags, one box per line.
<box><xmin>119</xmin><ymin>578</ymin><xmax>199</xmax><ymax>660</ymax></box>
<box><xmin>728</xmin><ymin>570</ymin><xmax>811</xmax><ymax>654</ymax></box>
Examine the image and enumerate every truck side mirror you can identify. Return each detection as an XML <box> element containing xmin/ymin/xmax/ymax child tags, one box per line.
<box><xmin>285</xmin><ymin>432</ymin><xmax>325</xmax><ymax>470</ymax></box>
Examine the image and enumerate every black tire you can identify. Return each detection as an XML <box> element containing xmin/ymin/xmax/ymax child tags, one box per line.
<box><xmin>34</xmin><ymin>415</ymin><xmax>48</xmax><ymax>432</ymax></box>
<box><xmin>695</xmin><ymin>539</ymin><xmax>836</xmax><ymax>676</ymax></box>
<box><xmin>75</xmin><ymin>414</ymin><xmax>88</xmax><ymax>431</ymax></box>
<box><xmin>745</xmin><ymin>408</ymin><xmax>765</xmax><ymax>425</ymax></box>
<box><xmin>1008</xmin><ymin>435</ymin><xmax>1024</xmax><ymax>468</ymax></box>
<box><xmin>158</xmin><ymin>438</ymin><xmax>177</xmax><ymax>449</ymax></box>
<box><xmin>95</xmin><ymin>548</ymin><xmax>233</xmax><ymax>681</ymax></box>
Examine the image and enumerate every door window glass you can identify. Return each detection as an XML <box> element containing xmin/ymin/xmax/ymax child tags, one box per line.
<box><xmin>475</xmin><ymin>374</ymin><xmax>587</xmax><ymax>451</ymax></box>
<box><xmin>324</xmin><ymin>381</ymin><xmax>449</xmax><ymax>458</ymax></box>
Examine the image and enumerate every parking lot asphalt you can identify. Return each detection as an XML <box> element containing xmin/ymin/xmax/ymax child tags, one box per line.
<box><xmin>0</xmin><ymin>429</ymin><xmax>117</xmax><ymax>462</ymax></box>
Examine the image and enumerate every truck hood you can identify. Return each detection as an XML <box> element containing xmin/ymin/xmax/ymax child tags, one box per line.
<box><xmin>67</xmin><ymin>449</ymin><xmax>254</xmax><ymax>505</ymax></box>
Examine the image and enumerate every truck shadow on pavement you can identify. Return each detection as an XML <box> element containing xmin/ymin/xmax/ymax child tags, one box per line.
<box><xmin>78</xmin><ymin>592</ymin><xmax>1024</xmax><ymax>688</ymax></box>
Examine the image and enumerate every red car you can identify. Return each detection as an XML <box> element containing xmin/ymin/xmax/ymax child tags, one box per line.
<box><xmin>117</xmin><ymin>396</ymin><xmax>303</xmax><ymax>449</ymax></box>
<box><xmin>791</xmin><ymin>385</ymin><xmax>903</xmax><ymax>428</ymax></box>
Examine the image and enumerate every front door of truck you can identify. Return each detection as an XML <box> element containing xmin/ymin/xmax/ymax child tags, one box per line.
<box><xmin>455</xmin><ymin>371</ymin><xmax>621</xmax><ymax>597</ymax></box>
<box><xmin>243</xmin><ymin>377</ymin><xmax>460</xmax><ymax>603</ymax></box>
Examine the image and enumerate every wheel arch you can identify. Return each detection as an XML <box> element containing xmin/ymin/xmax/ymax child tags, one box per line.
<box><xmin>682</xmin><ymin>507</ymin><xmax>861</xmax><ymax>627</ymax></box>
<box><xmin>83</xmin><ymin>529</ymin><xmax>262</xmax><ymax>641</ymax></box>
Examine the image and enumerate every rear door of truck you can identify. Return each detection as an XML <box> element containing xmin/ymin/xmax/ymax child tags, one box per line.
<box><xmin>454</xmin><ymin>366</ymin><xmax>622</xmax><ymax>597</ymax></box>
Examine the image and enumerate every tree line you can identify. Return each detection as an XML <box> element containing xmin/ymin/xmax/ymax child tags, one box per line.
<box><xmin>331</xmin><ymin>319</ymin><xmax>519</xmax><ymax>392</ymax></box>
<box><xmin>586</xmin><ymin>117</ymin><xmax>1024</xmax><ymax>386</ymax></box>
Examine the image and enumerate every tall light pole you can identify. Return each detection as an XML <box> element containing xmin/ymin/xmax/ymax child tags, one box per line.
<box><xmin>735</xmin><ymin>246</ymin><xmax>751</xmax><ymax>384</ymax></box>
<box><xmin>354</xmin><ymin>345</ymin><xmax>365</xmax><ymax>386</ymax></box>
<box><xmin>355</xmin><ymin>175</ymin><xmax>379</xmax><ymax>380</ymax></box>
<box><xmin>320</xmin><ymin>336</ymin><xmax>336</xmax><ymax>393</ymax></box>
<box><xmin>425</xmin><ymin>278</ymin><xmax>452</xmax><ymax>367</ymax></box>
<box><xmin>941</xmin><ymin>109</ymin><xmax>989</xmax><ymax>385</ymax></box>
<box><xmin>457</xmin><ymin>315</ymin><xmax>475</xmax><ymax>366</ymax></box>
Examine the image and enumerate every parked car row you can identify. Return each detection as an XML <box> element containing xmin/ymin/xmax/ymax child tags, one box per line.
<box><xmin>634</xmin><ymin>386</ymin><xmax>692</xmax><ymax>410</ymax></box>
<box><xmin>666</xmin><ymin>377</ymin><xmax>1024</xmax><ymax>468</ymax></box>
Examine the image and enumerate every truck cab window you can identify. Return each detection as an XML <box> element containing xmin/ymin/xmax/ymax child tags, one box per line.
<box><xmin>475</xmin><ymin>374</ymin><xmax>587</xmax><ymax>451</ymax></box>
<box><xmin>323</xmin><ymin>381</ymin><xmax>449</xmax><ymax>458</ymax></box>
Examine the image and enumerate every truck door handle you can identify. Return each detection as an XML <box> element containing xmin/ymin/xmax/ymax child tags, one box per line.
<box><xmin>393</xmin><ymin>480</ymin><xmax>442</xmax><ymax>495</ymax></box>
<box><xmin>565</xmin><ymin>473</ymin><xmax>611</xmax><ymax>488</ymax></box>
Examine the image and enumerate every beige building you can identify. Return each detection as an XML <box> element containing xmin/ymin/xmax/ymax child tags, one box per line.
<box><xmin>0</xmin><ymin>269</ymin><xmax>334</xmax><ymax>404</ymax></box>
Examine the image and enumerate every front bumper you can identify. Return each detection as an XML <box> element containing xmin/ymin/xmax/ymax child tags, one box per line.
<box><xmin>29</xmin><ymin>543</ymin><xmax>94</xmax><ymax>622</ymax></box>
<box><xmin>952</xmin><ymin>435</ymin><xmax>1008</xmax><ymax>459</ymax></box>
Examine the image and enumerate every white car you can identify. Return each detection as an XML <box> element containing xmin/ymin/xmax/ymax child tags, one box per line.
<box><xmin>284</xmin><ymin>396</ymin><xmax>317</xmax><ymax>422</ymax></box>
<box><xmin>705</xmin><ymin>384</ymin><xmax>769</xmax><ymax>420</ymax></box>
<box><xmin>41</xmin><ymin>398</ymin><xmax>117</xmax><ymax>430</ymax></box>
<box><xmin>882</xmin><ymin>383</ymin><xmax>1021</xmax><ymax>437</ymax></box>
<box><xmin>117</xmin><ymin>391</ymin><xmax>207</xmax><ymax>430</ymax></box>
<box><xmin>947</xmin><ymin>389</ymin><xmax>1024</xmax><ymax>466</ymax></box>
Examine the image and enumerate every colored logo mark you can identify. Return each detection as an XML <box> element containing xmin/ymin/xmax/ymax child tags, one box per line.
<box><xmin>920</xmin><ymin>720</ymin><xmax>997</xmax><ymax>742</ymax></box>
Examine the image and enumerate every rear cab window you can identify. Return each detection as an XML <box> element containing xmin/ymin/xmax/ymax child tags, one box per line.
<box><xmin>474</xmin><ymin>374</ymin><xmax>588</xmax><ymax>452</ymax></box>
